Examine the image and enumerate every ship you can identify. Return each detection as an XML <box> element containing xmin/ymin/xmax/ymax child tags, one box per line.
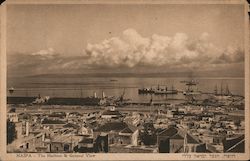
<box><xmin>138</xmin><ymin>85</ymin><xmax>178</xmax><ymax>95</ymax></box>
<box><xmin>138</xmin><ymin>87</ymin><xmax>155</xmax><ymax>94</ymax></box>
<box><xmin>110</xmin><ymin>79</ymin><xmax>118</xmax><ymax>82</ymax></box>
<box><xmin>7</xmin><ymin>88</ymin><xmax>102</xmax><ymax>106</ymax></box>
<box><xmin>154</xmin><ymin>85</ymin><xmax>178</xmax><ymax>95</ymax></box>
<box><xmin>8</xmin><ymin>87</ymin><xmax>15</xmax><ymax>94</ymax></box>
<box><xmin>7</xmin><ymin>96</ymin><xmax>102</xmax><ymax>106</ymax></box>
<box><xmin>181</xmin><ymin>80</ymin><xmax>201</xmax><ymax>96</ymax></box>
<box><xmin>181</xmin><ymin>79</ymin><xmax>202</xmax><ymax>103</ymax></box>
<box><xmin>213</xmin><ymin>83</ymin><xmax>232</xmax><ymax>99</ymax></box>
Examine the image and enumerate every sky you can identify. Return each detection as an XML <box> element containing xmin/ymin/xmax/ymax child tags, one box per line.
<box><xmin>6</xmin><ymin>4</ymin><xmax>246</xmax><ymax>76</ymax></box>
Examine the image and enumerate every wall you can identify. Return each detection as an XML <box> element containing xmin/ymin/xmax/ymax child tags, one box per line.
<box><xmin>169</xmin><ymin>138</ymin><xmax>184</xmax><ymax>153</ymax></box>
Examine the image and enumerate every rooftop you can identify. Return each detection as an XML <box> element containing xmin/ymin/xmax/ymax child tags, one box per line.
<box><xmin>170</xmin><ymin>133</ymin><xmax>184</xmax><ymax>140</ymax></box>
<box><xmin>186</xmin><ymin>133</ymin><xmax>200</xmax><ymax>144</ymax></box>
<box><xmin>95</xmin><ymin>122</ymin><xmax>128</xmax><ymax>132</ymax></box>
<box><xmin>63</xmin><ymin>123</ymin><xmax>80</xmax><ymax>129</ymax></box>
<box><xmin>224</xmin><ymin>135</ymin><xmax>245</xmax><ymax>153</ymax></box>
<box><xmin>42</xmin><ymin>118</ymin><xmax>65</xmax><ymax>124</ymax></box>
<box><xmin>102</xmin><ymin>110</ymin><xmax>122</xmax><ymax>116</ymax></box>
<box><xmin>79</xmin><ymin>138</ymin><xmax>94</xmax><ymax>144</ymax></box>
<box><xmin>157</xmin><ymin>127</ymin><xmax>178</xmax><ymax>137</ymax></box>
<box><xmin>48</xmin><ymin>112</ymin><xmax>66</xmax><ymax>118</ymax></box>
<box><xmin>69</xmin><ymin>112</ymin><xmax>82</xmax><ymax>116</ymax></box>
<box><xmin>51</xmin><ymin>134</ymin><xmax>82</xmax><ymax>143</ymax></box>
<box><xmin>119</xmin><ymin>124</ymin><xmax>138</xmax><ymax>134</ymax></box>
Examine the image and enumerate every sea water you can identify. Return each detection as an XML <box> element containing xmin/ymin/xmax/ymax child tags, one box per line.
<box><xmin>7</xmin><ymin>76</ymin><xmax>245</xmax><ymax>102</ymax></box>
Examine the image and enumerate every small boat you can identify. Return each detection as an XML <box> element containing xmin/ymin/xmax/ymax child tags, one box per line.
<box><xmin>110</xmin><ymin>79</ymin><xmax>118</xmax><ymax>82</ymax></box>
<box><xmin>8</xmin><ymin>87</ymin><xmax>15</xmax><ymax>94</ymax></box>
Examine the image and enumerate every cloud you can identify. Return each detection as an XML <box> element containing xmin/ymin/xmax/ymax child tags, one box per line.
<box><xmin>84</xmin><ymin>28</ymin><xmax>244</xmax><ymax>68</ymax></box>
<box><xmin>7</xmin><ymin>29</ymin><xmax>244</xmax><ymax>76</ymax></box>
<box><xmin>212</xmin><ymin>46</ymin><xmax>244</xmax><ymax>64</ymax></box>
<box><xmin>31</xmin><ymin>48</ymin><xmax>56</xmax><ymax>60</ymax></box>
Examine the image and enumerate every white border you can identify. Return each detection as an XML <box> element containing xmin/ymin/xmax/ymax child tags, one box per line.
<box><xmin>0</xmin><ymin>0</ymin><xmax>249</xmax><ymax>160</ymax></box>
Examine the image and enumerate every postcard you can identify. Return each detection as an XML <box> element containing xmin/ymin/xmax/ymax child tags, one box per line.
<box><xmin>0</xmin><ymin>0</ymin><xmax>249</xmax><ymax>160</ymax></box>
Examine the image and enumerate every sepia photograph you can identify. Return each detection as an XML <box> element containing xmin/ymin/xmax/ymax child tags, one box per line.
<box><xmin>0</xmin><ymin>0</ymin><xmax>249</xmax><ymax>160</ymax></box>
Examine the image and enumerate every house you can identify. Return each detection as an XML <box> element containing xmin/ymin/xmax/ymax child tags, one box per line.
<box><xmin>153</xmin><ymin>118</ymin><xmax>169</xmax><ymax>129</ymax></box>
<box><xmin>78</xmin><ymin>125</ymin><xmax>93</xmax><ymax>136</ymax></box>
<box><xmin>157</xmin><ymin>126</ymin><xmax>179</xmax><ymax>153</ymax></box>
<box><xmin>63</xmin><ymin>123</ymin><xmax>80</xmax><ymax>129</ymax></box>
<box><xmin>94</xmin><ymin>121</ymin><xmax>139</xmax><ymax>147</ymax></box>
<box><xmin>15</xmin><ymin>122</ymin><xmax>23</xmax><ymax>139</ymax></box>
<box><xmin>101</xmin><ymin>108</ymin><xmax>123</xmax><ymax>120</ymax></box>
<box><xmin>213</xmin><ymin>135</ymin><xmax>226</xmax><ymax>145</ymax></box>
<box><xmin>7</xmin><ymin>112</ymin><xmax>19</xmax><ymax>123</ymax></box>
<box><xmin>180</xmin><ymin>120</ymin><xmax>194</xmax><ymax>129</ymax></box>
<box><xmin>124</xmin><ymin>113</ymin><xmax>141</xmax><ymax>127</ymax></box>
<box><xmin>48</xmin><ymin>112</ymin><xmax>66</xmax><ymax>119</ymax></box>
<box><xmin>95</xmin><ymin>133</ymin><xmax>109</xmax><ymax>153</ymax></box>
<box><xmin>118</xmin><ymin>125</ymin><xmax>139</xmax><ymax>146</ymax></box>
<box><xmin>223</xmin><ymin>135</ymin><xmax>244</xmax><ymax>153</ymax></box>
<box><xmin>166</xmin><ymin>110</ymin><xmax>174</xmax><ymax>118</ymax></box>
<box><xmin>41</xmin><ymin>118</ymin><xmax>66</xmax><ymax>129</ymax></box>
<box><xmin>198</xmin><ymin>121</ymin><xmax>212</xmax><ymax>129</ymax></box>
<box><xmin>11</xmin><ymin>132</ymin><xmax>46</xmax><ymax>152</ymax></box>
<box><xmin>77</xmin><ymin>137</ymin><xmax>94</xmax><ymax>152</ymax></box>
<box><xmin>169</xmin><ymin>133</ymin><xmax>184</xmax><ymax>153</ymax></box>
<box><xmin>18</xmin><ymin>112</ymin><xmax>31</xmax><ymax>120</ymax></box>
<box><xmin>157</xmin><ymin>126</ymin><xmax>206</xmax><ymax>153</ymax></box>
<box><xmin>49</xmin><ymin>134</ymin><xmax>83</xmax><ymax>153</ymax></box>
<box><xmin>198</xmin><ymin>133</ymin><xmax>214</xmax><ymax>144</ymax></box>
<box><xmin>67</xmin><ymin>112</ymin><xmax>82</xmax><ymax>117</ymax></box>
<box><xmin>184</xmin><ymin>133</ymin><xmax>203</xmax><ymax>153</ymax></box>
<box><xmin>67</xmin><ymin>112</ymin><xmax>82</xmax><ymax>122</ymax></box>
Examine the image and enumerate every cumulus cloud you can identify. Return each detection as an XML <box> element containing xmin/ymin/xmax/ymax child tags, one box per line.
<box><xmin>84</xmin><ymin>28</ymin><xmax>244</xmax><ymax>68</ymax></box>
<box><xmin>213</xmin><ymin>46</ymin><xmax>244</xmax><ymax>64</ymax></box>
<box><xmin>31</xmin><ymin>48</ymin><xmax>57</xmax><ymax>60</ymax></box>
<box><xmin>8</xmin><ymin>29</ymin><xmax>244</xmax><ymax>77</ymax></box>
<box><xmin>8</xmin><ymin>48</ymin><xmax>91</xmax><ymax>76</ymax></box>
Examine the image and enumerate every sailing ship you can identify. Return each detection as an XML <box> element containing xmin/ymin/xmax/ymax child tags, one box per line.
<box><xmin>214</xmin><ymin>83</ymin><xmax>232</xmax><ymax>99</ymax></box>
<box><xmin>180</xmin><ymin>79</ymin><xmax>202</xmax><ymax>103</ymax></box>
<box><xmin>181</xmin><ymin>80</ymin><xmax>201</xmax><ymax>96</ymax></box>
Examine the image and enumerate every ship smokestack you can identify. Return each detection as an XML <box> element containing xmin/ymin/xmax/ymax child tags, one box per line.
<box><xmin>102</xmin><ymin>91</ymin><xmax>105</xmax><ymax>99</ymax></box>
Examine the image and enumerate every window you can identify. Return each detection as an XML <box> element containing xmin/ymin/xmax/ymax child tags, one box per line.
<box><xmin>191</xmin><ymin>146</ymin><xmax>195</xmax><ymax>152</ymax></box>
<box><xmin>64</xmin><ymin>144</ymin><xmax>70</xmax><ymax>152</ymax></box>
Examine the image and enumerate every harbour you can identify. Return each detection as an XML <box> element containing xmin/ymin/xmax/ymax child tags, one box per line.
<box><xmin>4</xmin><ymin>2</ymin><xmax>247</xmax><ymax>156</ymax></box>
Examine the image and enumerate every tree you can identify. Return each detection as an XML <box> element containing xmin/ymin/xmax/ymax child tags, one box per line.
<box><xmin>7</xmin><ymin>119</ymin><xmax>17</xmax><ymax>144</ymax></box>
<box><xmin>9</xmin><ymin>108</ymin><xmax>16</xmax><ymax>113</ymax></box>
<box><xmin>139</xmin><ymin>123</ymin><xmax>157</xmax><ymax>145</ymax></box>
<box><xmin>234</xmin><ymin>119</ymin><xmax>241</xmax><ymax>127</ymax></box>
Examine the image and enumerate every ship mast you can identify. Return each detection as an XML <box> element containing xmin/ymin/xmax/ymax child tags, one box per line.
<box><xmin>80</xmin><ymin>88</ymin><xmax>83</xmax><ymax>98</ymax></box>
<box><xmin>220</xmin><ymin>83</ymin><xmax>223</xmax><ymax>95</ymax></box>
<box><xmin>226</xmin><ymin>84</ymin><xmax>230</xmax><ymax>96</ymax></box>
<box><xmin>214</xmin><ymin>85</ymin><xmax>218</xmax><ymax>95</ymax></box>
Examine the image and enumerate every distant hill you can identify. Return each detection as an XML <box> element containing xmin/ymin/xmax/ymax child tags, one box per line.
<box><xmin>25</xmin><ymin>70</ymin><xmax>244</xmax><ymax>78</ymax></box>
